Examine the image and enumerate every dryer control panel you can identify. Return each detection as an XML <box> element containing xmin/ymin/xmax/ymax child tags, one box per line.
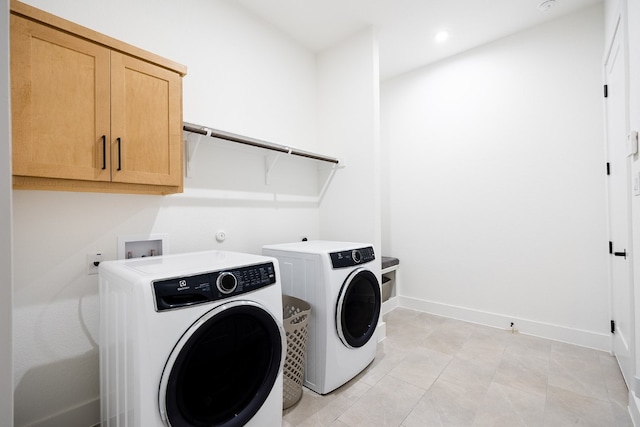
<box><xmin>330</xmin><ymin>246</ymin><xmax>375</xmax><ymax>269</ymax></box>
<box><xmin>152</xmin><ymin>262</ymin><xmax>277</xmax><ymax>311</ymax></box>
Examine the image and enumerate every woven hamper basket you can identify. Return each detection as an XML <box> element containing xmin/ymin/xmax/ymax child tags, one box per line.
<box><xmin>282</xmin><ymin>295</ymin><xmax>311</xmax><ymax>409</ymax></box>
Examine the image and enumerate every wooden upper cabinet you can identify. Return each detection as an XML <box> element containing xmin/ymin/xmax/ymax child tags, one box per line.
<box><xmin>110</xmin><ymin>52</ymin><xmax>182</xmax><ymax>186</ymax></box>
<box><xmin>10</xmin><ymin>0</ymin><xmax>187</xmax><ymax>195</ymax></box>
<box><xmin>11</xmin><ymin>14</ymin><xmax>112</xmax><ymax>182</ymax></box>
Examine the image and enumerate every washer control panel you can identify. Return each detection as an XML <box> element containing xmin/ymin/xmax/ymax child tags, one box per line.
<box><xmin>152</xmin><ymin>262</ymin><xmax>277</xmax><ymax>311</ymax></box>
<box><xmin>329</xmin><ymin>246</ymin><xmax>375</xmax><ymax>269</ymax></box>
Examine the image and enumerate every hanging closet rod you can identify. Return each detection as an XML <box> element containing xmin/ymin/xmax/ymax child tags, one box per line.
<box><xmin>183</xmin><ymin>122</ymin><xmax>340</xmax><ymax>165</ymax></box>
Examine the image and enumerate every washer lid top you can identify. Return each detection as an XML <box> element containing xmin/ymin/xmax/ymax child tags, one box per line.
<box><xmin>263</xmin><ymin>240</ymin><xmax>373</xmax><ymax>255</ymax></box>
<box><xmin>103</xmin><ymin>250</ymin><xmax>275</xmax><ymax>279</ymax></box>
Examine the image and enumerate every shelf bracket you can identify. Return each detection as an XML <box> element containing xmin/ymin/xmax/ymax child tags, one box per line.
<box><xmin>264</xmin><ymin>148</ymin><xmax>292</xmax><ymax>185</ymax></box>
<box><xmin>317</xmin><ymin>162</ymin><xmax>344</xmax><ymax>203</ymax></box>
<box><xmin>185</xmin><ymin>129</ymin><xmax>211</xmax><ymax>178</ymax></box>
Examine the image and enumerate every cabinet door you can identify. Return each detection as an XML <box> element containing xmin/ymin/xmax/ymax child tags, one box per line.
<box><xmin>11</xmin><ymin>14</ymin><xmax>111</xmax><ymax>181</ymax></box>
<box><xmin>110</xmin><ymin>52</ymin><xmax>183</xmax><ymax>186</ymax></box>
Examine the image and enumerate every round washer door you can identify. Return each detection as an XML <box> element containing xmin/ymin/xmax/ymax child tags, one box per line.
<box><xmin>159</xmin><ymin>300</ymin><xmax>285</xmax><ymax>427</ymax></box>
<box><xmin>336</xmin><ymin>268</ymin><xmax>381</xmax><ymax>349</ymax></box>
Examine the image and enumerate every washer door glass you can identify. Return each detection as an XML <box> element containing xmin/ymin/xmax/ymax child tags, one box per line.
<box><xmin>159</xmin><ymin>301</ymin><xmax>284</xmax><ymax>427</ymax></box>
<box><xmin>336</xmin><ymin>268</ymin><xmax>381</xmax><ymax>348</ymax></box>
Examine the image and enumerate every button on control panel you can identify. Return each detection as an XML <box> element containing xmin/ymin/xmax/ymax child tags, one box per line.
<box><xmin>153</xmin><ymin>262</ymin><xmax>277</xmax><ymax>311</ymax></box>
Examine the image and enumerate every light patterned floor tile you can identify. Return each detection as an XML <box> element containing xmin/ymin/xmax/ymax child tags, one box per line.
<box><xmin>337</xmin><ymin>375</ymin><xmax>424</xmax><ymax>427</ymax></box>
<box><xmin>402</xmin><ymin>378</ymin><xmax>482</xmax><ymax>427</ymax></box>
<box><xmin>492</xmin><ymin>351</ymin><xmax>549</xmax><ymax>397</ymax></box>
<box><xmin>388</xmin><ymin>346</ymin><xmax>452</xmax><ymax>390</ymax></box>
<box><xmin>544</xmin><ymin>385</ymin><xmax>616</xmax><ymax>427</ymax></box>
<box><xmin>599</xmin><ymin>353</ymin><xmax>630</xmax><ymax>406</ymax></box>
<box><xmin>437</xmin><ymin>354</ymin><xmax>497</xmax><ymax>392</ymax></box>
<box><xmin>283</xmin><ymin>308</ymin><xmax>632</xmax><ymax>427</ymax></box>
<box><xmin>548</xmin><ymin>351</ymin><xmax>609</xmax><ymax>401</ymax></box>
<box><xmin>473</xmin><ymin>382</ymin><xmax>545</xmax><ymax>427</ymax></box>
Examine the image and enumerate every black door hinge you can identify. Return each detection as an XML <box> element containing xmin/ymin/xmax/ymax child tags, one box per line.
<box><xmin>606</xmin><ymin>162</ymin><xmax>611</xmax><ymax>175</ymax></box>
<box><xmin>604</xmin><ymin>84</ymin><xmax>609</xmax><ymax>98</ymax></box>
<box><xmin>611</xmin><ymin>320</ymin><xmax>616</xmax><ymax>334</ymax></box>
<box><xmin>609</xmin><ymin>241</ymin><xmax>613</xmax><ymax>254</ymax></box>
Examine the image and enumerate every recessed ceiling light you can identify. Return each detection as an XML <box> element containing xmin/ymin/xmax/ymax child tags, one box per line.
<box><xmin>434</xmin><ymin>31</ymin><xmax>449</xmax><ymax>43</ymax></box>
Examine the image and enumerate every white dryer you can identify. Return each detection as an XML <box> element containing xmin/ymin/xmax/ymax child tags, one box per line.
<box><xmin>262</xmin><ymin>241</ymin><xmax>381</xmax><ymax>395</ymax></box>
<box><xmin>99</xmin><ymin>250</ymin><xmax>285</xmax><ymax>427</ymax></box>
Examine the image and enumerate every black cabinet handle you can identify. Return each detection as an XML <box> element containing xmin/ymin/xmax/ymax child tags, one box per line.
<box><xmin>614</xmin><ymin>250</ymin><xmax>627</xmax><ymax>259</ymax></box>
<box><xmin>116</xmin><ymin>137</ymin><xmax>122</xmax><ymax>171</ymax></box>
<box><xmin>101</xmin><ymin>135</ymin><xmax>106</xmax><ymax>170</ymax></box>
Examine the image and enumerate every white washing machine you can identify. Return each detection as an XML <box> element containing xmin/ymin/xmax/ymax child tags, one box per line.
<box><xmin>262</xmin><ymin>241</ymin><xmax>381</xmax><ymax>395</ymax></box>
<box><xmin>99</xmin><ymin>250</ymin><xmax>285</xmax><ymax>427</ymax></box>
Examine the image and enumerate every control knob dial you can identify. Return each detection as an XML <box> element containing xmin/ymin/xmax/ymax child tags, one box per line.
<box><xmin>216</xmin><ymin>272</ymin><xmax>237</xmax><ymax>294</ymax></box>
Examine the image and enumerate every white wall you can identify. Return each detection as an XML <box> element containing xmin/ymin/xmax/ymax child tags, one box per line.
<box><xmin>605</xmin><ymin>0</ymin><xmax>623</xmax><ymax>43</ymax></box>
<box><xmin>1</xmin><ymin>0</ymin><xmax>13</xmax><ymax>424</ymax></box>
<box><xmin>12</xmin><ymin>1</ymin><xmax>321</xmax><ymax>425</ymax></box>
<box><xmin>382</xmin><ymin>5</ymin><xmax>609</xmax><ymax>349</ymax></box>
<box><xmin>317</xmin><ymin>28</ymin><xmax>382</xmax><ymax>254</ymax></box>
<box><xmin>21</xmin><ymin>0</ymin><xmax>318</xmax><ymax>151</ymax></box>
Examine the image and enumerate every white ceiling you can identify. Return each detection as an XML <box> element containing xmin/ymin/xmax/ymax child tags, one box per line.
<box><xmin>233</xmin><ymin>0</ymin><xmax>603</xmax><ymax>80</ymax></box>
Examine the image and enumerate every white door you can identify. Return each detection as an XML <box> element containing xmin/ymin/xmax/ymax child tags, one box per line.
<box><xmin>605</xmin><ymin>17</ymin><xmax>635</xmax><ymax>389</ymax></box>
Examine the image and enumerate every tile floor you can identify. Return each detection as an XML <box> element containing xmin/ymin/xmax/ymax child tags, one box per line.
<box><xmin>282</xmin><ymin>307</ymin><xmax>634</xmax><ymax>427</ymax></box>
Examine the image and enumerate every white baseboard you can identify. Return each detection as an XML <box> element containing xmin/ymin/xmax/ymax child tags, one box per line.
<box><xmin>398</xmin><ymin>296</ymin><xmax>611</xmax><ymax>352</ymax></box>
<box><xmin>26</xmin><ymin>397</ymin><xmax>99</xmax><ymax>427</ymax></box>
<box><xmin>377</xmin><ymin>321</ymin><xmax>386</xmax><ymax>342</ymax></box>
<box><xmin>630</xmin><ymin>392</ymin><xmax>639</xmax><ymax>426</ymax></box>
<box><xmin>378</xmin><ymin>296</ymin><xmax>400</xmax><ymax>342</ymax></box>
<box><xmin>381</xmin><ymin>296</ymin><xmax>399</xmax><ymax>316</ymax></box>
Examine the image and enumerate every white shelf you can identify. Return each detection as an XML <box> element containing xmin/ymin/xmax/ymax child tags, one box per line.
<box><xmin>182</xmin><ymin>123</ymin><xmax>343</xmax><ymax>199</ymax></box>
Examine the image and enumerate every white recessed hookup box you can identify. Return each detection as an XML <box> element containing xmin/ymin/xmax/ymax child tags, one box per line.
<box><xmin>117</xmin><ymin>233</ymin><xmax>169</xmax><ymax>260</ymax></box>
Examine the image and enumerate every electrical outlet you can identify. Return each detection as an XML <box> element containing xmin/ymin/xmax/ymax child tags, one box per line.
<box><xmin>87</xmin><ymin>253</ymin><xmax>104</xmax><ymax>275</ymax></box>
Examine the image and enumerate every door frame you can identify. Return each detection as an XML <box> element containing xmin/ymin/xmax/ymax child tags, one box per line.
<box><xmin>604</xmin><ymin>10</ymin><xmax>636</xmax><ymax>393</ymax></box>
